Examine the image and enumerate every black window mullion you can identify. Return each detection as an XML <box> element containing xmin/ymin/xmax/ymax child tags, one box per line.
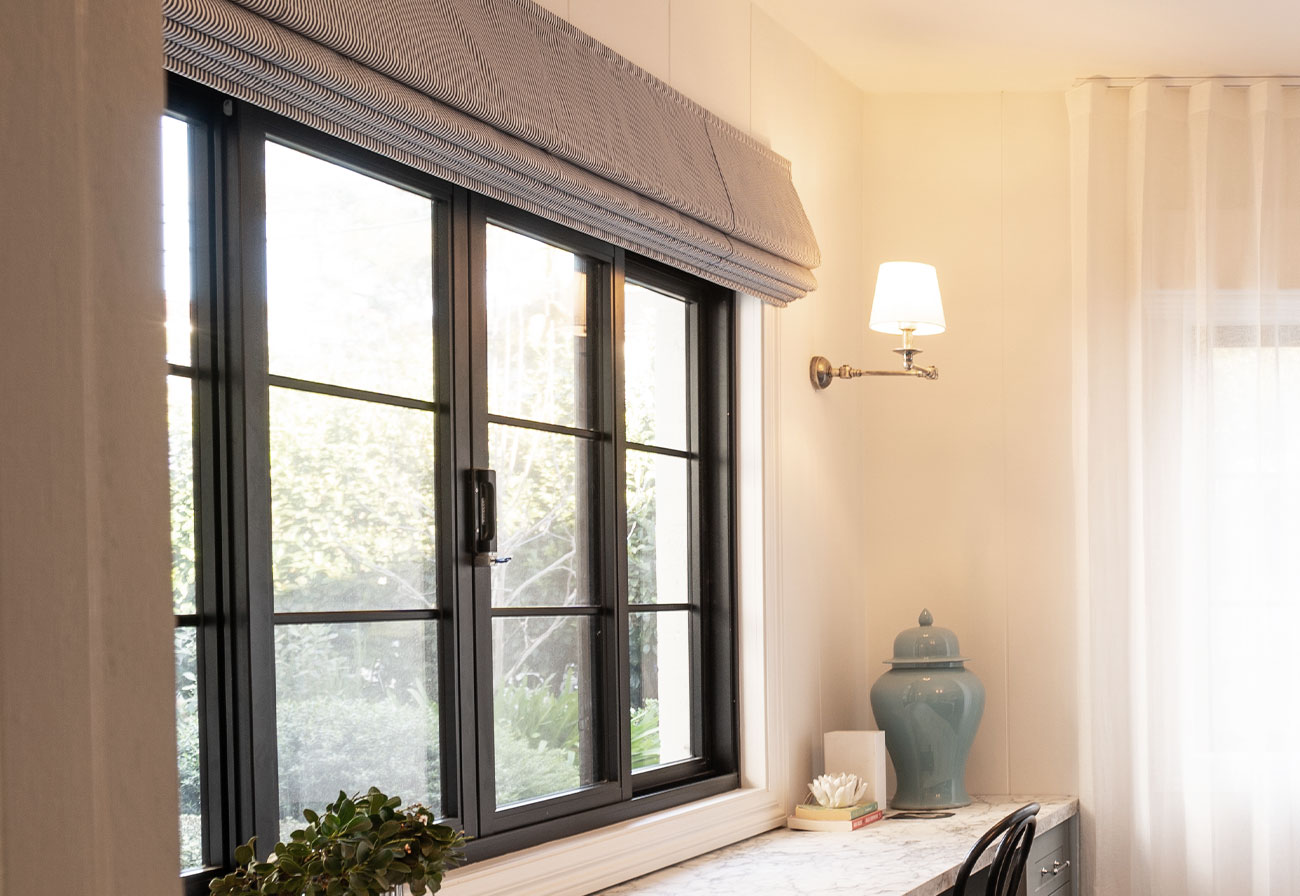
<box><xmin>428</xmin><ymin>183</ymin><xmax>465</xmax><ymax>832</ymax></box>
<box><xmin>272</xmin><ymin>610</ymin><xmax>445</xmax><ymax>625</ymax></box>
<box><xmin>589</xmin><ymin>246</ymin><xmax>623</xmax><ymax>801</ymax></box>
<box><xmin>448</xmin><ymin>185</ymin><xmax>480</xmax><ymax>839</ymax></box>
<box><xmin>489</xmin><ymin>606</ymin><xmax>603</xmax><ymax>618</ymax></box>
<box><xmin>484</xmin><ymin>413</ymin><xmax>600</xmax><ymax>440</ymax></box>
<box><xmin>466</xmin><ymin>195</ymin><xmax>497</xmax><ymax>823</ymax></box>
<box><xmin>192</xmin><ymin>83</ymin><xmax>241</xmax><ymax>891</ymax></box>
<box><xmin>185</xmin><ymin>92</ymin><xmax>229</xmax><ymax>885</ymax></box>
<box><xmin>697</xmin><ymin>286</ymin><xmax>738</xmax><ymax>778</ymax></box>
<box><xmin>625</xmin><ymin>604</ymin><xmax>693</xmax><ymax>614</ymax></box>
<box><xmin>623</xmin><ymin>441</ymin><xmax>692</xmax><ymax>460</ymax></box>
<box><xmin>233</xmin><ymin>106</ymin><xmax>282</xmax><ymax>856</ymax></box>
<box><xmin>266</xmin><ymin>374</ymin><xmax>439</xmax><ymax>412</ymax></box>
<box><xmin>610</xmin><ymin>249</ymin><xmax>634</xmax><ymax>801</ymax></box>
<box><xmin>685</xmin><ymin>298</ymin><xmax>706</xmax><ymax>762</ymax></box>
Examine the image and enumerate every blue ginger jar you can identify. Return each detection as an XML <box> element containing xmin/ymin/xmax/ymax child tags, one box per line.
<box><xmin>869</xmin><ymin>609</ymin><xmax>984</xmax><ymax>809</ymax></box>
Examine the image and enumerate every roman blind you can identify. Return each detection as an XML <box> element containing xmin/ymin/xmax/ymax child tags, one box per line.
<box><xmin>163</xmin><ymin>0</ymin><xmax>820</xmax><ymax>304</ymax></box>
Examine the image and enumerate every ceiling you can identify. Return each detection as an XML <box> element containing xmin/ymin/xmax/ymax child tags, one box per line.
<box><xmin>749</xmin><ymin>0</ymin><xmax>1300</xmax><ymax>92</ymax></box>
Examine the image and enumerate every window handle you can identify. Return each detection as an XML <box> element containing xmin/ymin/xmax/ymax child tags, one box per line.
<box><xmin>471</xmin><ymin>469</ymin><xmax>510</xmax><ymax>566</ymax></box>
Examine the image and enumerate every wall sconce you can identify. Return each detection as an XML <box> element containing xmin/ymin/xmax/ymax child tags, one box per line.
<box><xmin>810</xmin><ymin>261</ymin><xmax>946</xmax><ymax>389</ymax></box>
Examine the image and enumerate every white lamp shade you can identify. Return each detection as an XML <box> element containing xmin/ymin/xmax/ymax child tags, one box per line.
<box><xmin>869</xmin><ymin>262</ymin><xmax>946</xmax><ymax>336</ymax></box>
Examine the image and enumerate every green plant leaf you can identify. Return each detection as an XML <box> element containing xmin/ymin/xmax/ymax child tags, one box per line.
<box><xmin>205</xmin><ymin>790</ymin><xmax>463</xmax><ymax>896</ymax></box>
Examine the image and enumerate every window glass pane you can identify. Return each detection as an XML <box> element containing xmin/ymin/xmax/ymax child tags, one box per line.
<box><xmin>175</xmin><ymin>626</ymin><xmax>202</xmax><ymax>871</ymax></box>
<box><xmin>493</xmin><ymin>616</ymin><xmax>596</xmax><ymax>805</ymax></box>
<box><xmin>163</xmin><ymin>116</ymin><xmax>192</xmax><ymax>367</ymax></box>
<box><xmin>265</xmin><ymin>141</ymin><xmax>434</xmax><ymax>400</ymax></box>
<box><xmin>629</xmin><ymin>611</ymin><xmax>693</xmax><ymax>770</ymax></box>
<box><xmin>626</xmin><ymin>450</ymin><xmax>689</xmax><ymax>605</ymax></box>
<box><xmin>168</xmin><ymin>375</ymin><xmax>197</xmax><ymax>615</ymax></box>
<box><xmin>490</xmin><ymin>424</ymin><xmax>593</xmax><ymax>607</ymax></box>
<box><xmin>624</xmin><ymin>282</ymin><xmax>688</xmax><ymax>450</ymax></box>
<box><xmin>270</xmin><ymin>388</ymin><xmax>436</xmax><ymax>612</ymax></box>
<box><xmin>486</xmin><ymin>223</ymin><xmax>589</xmax><ymax>427</ymax></box>
<box><xmin>275</xmin><ymin>621</ymin><xmax>440</xmax><ymax>839</ymax></box>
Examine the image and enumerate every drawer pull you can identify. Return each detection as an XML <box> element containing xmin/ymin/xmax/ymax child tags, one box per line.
<box><xmin>1040</xmin><ymin>859</ymin><xmax>1070</xmax><ymax>877</ymax></box>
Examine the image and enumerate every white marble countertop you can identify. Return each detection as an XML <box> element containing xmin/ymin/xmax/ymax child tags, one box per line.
<box><xmin>597</xmin><ymin>795</ymin><xmax>1078</xmax><ymax>896</ymax></box>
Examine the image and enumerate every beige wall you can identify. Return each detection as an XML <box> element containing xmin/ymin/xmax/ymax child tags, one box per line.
<box><xmin>860</xmin><ymin>93</ymin><xmax>1078</xmax><ymax>796</ymax></box>
<box><xmin>1</xmin><ymin>3</ymin><xmax>175</xmax><ymax>895</ymax></box>
<box><xmin>541</xmin><ymin>0</ymin><xmax>873</xmax><ymax>803</ymax></box>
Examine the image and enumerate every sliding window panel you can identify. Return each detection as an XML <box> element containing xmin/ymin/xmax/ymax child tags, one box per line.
<box><xmin>264</xmin><ymin>141</ymin><xmax>435</xmax><ymax>401</ymax></box>
<box><xmin>622</xmin><ymin>264</ymin><xmax>712</xmax><ymax>787</ymax></box>
<box><xmin>259</xmin><ymin>127</ymin><xmax>453</xmax><ymax>849</ymax></box>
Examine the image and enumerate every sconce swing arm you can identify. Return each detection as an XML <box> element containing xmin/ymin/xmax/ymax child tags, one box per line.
<box><xmin>810</xmin><ymin>328</ymin><xmax>939</xmax><ymax>390</ymax></box>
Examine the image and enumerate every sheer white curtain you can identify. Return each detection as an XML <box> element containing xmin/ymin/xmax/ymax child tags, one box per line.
<box><xmin>1071</xmin><ymin>79</ymin><xmax>1300</xmax><ymax>896</ymax></box>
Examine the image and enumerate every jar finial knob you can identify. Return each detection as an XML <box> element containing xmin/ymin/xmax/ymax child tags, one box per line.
<box><xmin>918</xmin><ymin>608</ymin><xmax>933</xmax><ymax>626</ymax></box>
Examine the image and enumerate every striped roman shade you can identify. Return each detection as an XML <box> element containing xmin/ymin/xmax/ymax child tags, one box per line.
<box><xmin>163</xmin><ymin>0</ymin><xmax>820</xmax><ymax>304</ymax></box>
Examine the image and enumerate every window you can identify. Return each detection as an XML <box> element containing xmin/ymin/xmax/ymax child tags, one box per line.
<box><xmin>165</xmin><ymin>78</ymin><xmax>737</xmax><ymax>892</ymax></box>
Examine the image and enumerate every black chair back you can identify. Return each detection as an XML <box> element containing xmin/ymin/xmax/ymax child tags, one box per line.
<box><xmin>952</xmin><ymin>802</ymin><xmax>1040</xmax><ymax>896</ymax></box>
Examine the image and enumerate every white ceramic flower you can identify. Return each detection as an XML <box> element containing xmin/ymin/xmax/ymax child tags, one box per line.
<box><xmin>808</xmin><ymin>772</ymin><xmax>870</xmax><ymax>808</ymax></box>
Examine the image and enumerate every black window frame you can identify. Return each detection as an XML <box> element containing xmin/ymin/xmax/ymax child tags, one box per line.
<box><xmin>167</xmin><ymin>74</ymin><xmax>737</xmax><ymax>893</ymax></box>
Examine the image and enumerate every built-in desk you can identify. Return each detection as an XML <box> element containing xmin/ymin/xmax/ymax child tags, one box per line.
<box><xmin>597</xmin><ymin>795</ymin><xmax>1078</xmax><ymax>896</ymax></box>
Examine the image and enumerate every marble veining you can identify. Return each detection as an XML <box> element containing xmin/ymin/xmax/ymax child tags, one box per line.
<box><xmin>597</xmin><ymin>795</ymin><xmax>1077</xmax><ymax>896</ymax></box>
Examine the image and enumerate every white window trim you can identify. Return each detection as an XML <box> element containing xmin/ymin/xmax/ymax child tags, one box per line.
<box><xmin>439</xmin><ymin>295</ymin><xmax>787</xmax><ymax>895</ymax></box>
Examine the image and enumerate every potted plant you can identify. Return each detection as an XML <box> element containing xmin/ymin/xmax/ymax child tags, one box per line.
<box><xmin>209</xmin><ymin>788</ymin><xmax>465</xmax><ymax>896</ymax></box>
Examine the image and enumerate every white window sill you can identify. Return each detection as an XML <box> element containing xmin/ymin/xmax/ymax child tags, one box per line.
<box><xmin>437</xmin><ymin>787</ymin><xmax>785</xmax><ymax>896</ymax></box>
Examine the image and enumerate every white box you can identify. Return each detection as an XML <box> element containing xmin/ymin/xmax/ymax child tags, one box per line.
<box><xmin>824</xmin><ymin>730</ymin><xmax>888</xmax><ymax>811</ymax></box>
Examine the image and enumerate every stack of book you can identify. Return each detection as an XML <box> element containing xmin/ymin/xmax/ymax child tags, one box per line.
<box><xmin>786</xmin><ymin>800</ymin><xmax>883</xmax><ymax>832</ymax></box>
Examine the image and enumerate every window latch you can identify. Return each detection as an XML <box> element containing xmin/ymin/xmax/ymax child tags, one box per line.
<box><xmin>470</xmin><ymin>468</ymin><xmax>511</xmax><ymax>567</ymax></box>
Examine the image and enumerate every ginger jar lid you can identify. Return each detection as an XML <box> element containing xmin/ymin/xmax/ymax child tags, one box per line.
<box><xmin>885</xmin><ymin>609</ymin><xmax>970</xmax><ymax>666</ymax></box>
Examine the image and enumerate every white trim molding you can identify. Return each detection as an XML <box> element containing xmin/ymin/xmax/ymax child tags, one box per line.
<box><xmin>439</xmin><ymin>789</ymin><xmax>784</xmax><ymax>896</ymax></box>
<box><xmin>439</xmin><ymin>294</ymin><xmax>784</xmax><ymax>895</ymax></box>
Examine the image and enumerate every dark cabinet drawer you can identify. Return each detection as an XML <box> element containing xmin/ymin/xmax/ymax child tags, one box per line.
<box><xmin>1022</xmin><ymin>817</ymin><xmax>1074</xmax><ymax>896</ymax></box>
<box><xmin>938</xmin><ymin>814</ymin><xmax>1078</xmax><ymax>896</ymax></box>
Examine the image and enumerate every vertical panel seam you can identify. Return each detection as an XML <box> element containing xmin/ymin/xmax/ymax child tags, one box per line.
<box><xmin>999</xmin><ymin>90</ymin><xmax>1013</xmax><ymax>794</ymax></box>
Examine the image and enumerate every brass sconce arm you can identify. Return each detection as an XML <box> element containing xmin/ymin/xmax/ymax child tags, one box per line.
<box><xmin>809</xmin><ymin>330</ymin><xmax>939</xmax><ymax>390</ymax></box>
<box><xmin>809</xmin><ymin>355</ymin><xmax>939</xmax><ymax>389</ymax></box>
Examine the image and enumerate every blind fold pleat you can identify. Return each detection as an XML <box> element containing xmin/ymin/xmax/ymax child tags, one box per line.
<box><xmin>163</xmin><ymin>0</ymin><xmax>821</xmax><ymax>304</ymax></box>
